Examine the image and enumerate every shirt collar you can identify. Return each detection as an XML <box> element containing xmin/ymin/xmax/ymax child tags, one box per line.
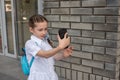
<box><xmin>31</xmin><ymin>35</ymin><xmax>47</xmax><ymax>45</ymax></box>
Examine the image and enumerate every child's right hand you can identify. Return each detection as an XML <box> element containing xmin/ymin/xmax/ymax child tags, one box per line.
<box><xmin>57</xmin><ymin>33</ymin><xmax>70</xmax><ymax>50</ymax></box>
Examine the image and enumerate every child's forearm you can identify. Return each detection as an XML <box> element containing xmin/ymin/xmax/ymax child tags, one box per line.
<box><xmin>36</xmin><ymin>46</ymin><xmax>62</xmax><ymax>58</ymax></box>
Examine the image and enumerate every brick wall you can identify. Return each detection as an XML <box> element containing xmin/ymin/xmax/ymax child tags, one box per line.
<box><xmin>44</xmin><ymin>0</ymin><xmax>120</xmax><ymax>80</ymax></box>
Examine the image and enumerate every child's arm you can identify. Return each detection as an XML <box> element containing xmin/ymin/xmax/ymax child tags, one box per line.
<box><xmin>36</xmin><ymin>46</ymin><xmax>61</xmax><ymax>58</ymax></box>
<box><xmin>36</xmin><ymin>33</ymin><xmax>70</xmax><ymax>58</ymax></box>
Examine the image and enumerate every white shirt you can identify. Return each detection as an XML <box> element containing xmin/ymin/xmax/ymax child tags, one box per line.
<box><xmin>25</xmin><ymin>35</ymin><xmax>58</xmax><ymax>80</ymax></box>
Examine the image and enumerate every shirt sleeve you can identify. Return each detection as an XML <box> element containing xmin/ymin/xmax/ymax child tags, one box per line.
<box><xmin>25</xmin><ymin>40</ymin><xmax>41</xmax><ymax>57</ymax></box>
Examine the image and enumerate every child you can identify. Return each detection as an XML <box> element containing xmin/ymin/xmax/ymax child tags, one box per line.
<box><xmin>25</xmin><ymin>14</ymin><xmax>72</xmax><ymax>80</ymax></box>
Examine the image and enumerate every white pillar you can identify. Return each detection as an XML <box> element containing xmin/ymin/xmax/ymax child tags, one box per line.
<box><xmin>38</xmin><ymin>0</ymin><xmax>44</xmax><ymax>15</ymax></box>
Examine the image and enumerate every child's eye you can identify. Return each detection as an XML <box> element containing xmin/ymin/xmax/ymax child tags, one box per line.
<box><xmin>38</xmin><ymin>29</ymin><xmax>43</xmax><ymax>31</ymax></box>
<box><xmin>37</xmin><ymin>27</ymin><xmax>47</xmax><ymax>31</ymax></box>
<box><xmin>45</xmin><ymin>28</ymin><xmax>48</xmax><ymax>31</ymax></box>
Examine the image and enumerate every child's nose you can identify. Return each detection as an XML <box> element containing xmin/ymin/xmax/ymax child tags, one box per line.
<box><xmin>42</xmin><ymin>30</ymin><xmax>46</xmax><ymax>35</ymax></box>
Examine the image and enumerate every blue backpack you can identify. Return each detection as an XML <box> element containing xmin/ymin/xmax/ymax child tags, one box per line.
<box><xmin>21</xmin><ymin>48</ymin><xmax>34</xmax><ymax>76</ymax></box>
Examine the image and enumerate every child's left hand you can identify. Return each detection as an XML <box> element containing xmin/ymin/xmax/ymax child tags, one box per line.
<box><xmin>63</xmin><ymin>46</ymin><xmax>73</xmax><ymax>58</ymax></box>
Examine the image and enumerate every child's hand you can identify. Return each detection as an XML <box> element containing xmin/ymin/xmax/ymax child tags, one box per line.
<box><xmin>63</xmin><ymin>46</ymin><xmax>73</xmax><ymax>58</ymax></box>
<box><xmin>57</xmin><ymin>33</ymin><xmax>70</xmax><ymax>50</ymax></box>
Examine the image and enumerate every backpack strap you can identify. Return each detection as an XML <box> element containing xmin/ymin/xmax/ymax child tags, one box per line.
<box><xmin>29</xmin><ymin>57</ymin><xmax>34</xmax><ymax>67</ymax></box>
<box><xmin>22</xmin><ymin>48</ymin><xmax>26</xmax><ymax>55</ymax></box>
<box><xmin>22</xmin><ymin>48</ymin><xmax>34</xmax><ymax>68</ymax></box>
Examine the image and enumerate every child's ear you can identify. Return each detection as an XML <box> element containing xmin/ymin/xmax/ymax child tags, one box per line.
<box><xmin>29</xmin><ymin>27</ymin><xmax>33</xmax><ymax>33</ymax></box>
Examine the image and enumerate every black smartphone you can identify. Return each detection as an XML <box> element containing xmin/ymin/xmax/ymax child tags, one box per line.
<box><xmin>58</xmin><ymin>28</ymin><xmax>69</xmax><ymax>49</ymax></box>
<box><xmin>58</xmin><ymin>28</ymin><xmax>68</xmax><ymax>39</ymax></box>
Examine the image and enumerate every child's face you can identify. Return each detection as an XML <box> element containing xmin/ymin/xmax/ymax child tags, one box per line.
<box><xmin>29</xmin><ymin>21</ymin><xmax>48</xmax><ymax>39</ymax></box>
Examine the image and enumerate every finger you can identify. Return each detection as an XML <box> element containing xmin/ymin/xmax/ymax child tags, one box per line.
<box><xmin>70</xmin><ymin>52</ymin><xmax>72</xmax><ymax>55</ymax></box>
<box><xmin>67</xmin><ymin>49</ymin><xmax>72</xmax><ymax>53</ymax></box>
<box><xmin>68</xmin><ymin>48</ymin><xmax>73</xmax><ymax>53</ymax></box>
<box><xmin>68</xmin><ymin>46</ymin><xmax>72</xmax><ymax>50</ymax></box>
<box><xmin>67</xmin><ymin>36</ymin><xmax>70</xmax><ymax>40</ymax></box>
<box><xmin>69</xmin><ymin>46</ymin><xmax>72</xmax><ymax>49</ymax></box>
<box><xmin>64</xmin><ymin>33</ymin><xmax>68</xmax><ymax>39</ymax></box>
<box><xmin>68</xmin><ymin>52</ymin><xmax>72</xmax><ymax>56</ymax></box>
<box><xmin>66</xmin><ymin>37</ymin><xmax>70</xmax><ymax>44</ymax></box>
<box><xmin>69</xmin><ymin>49</ymin><xmax>72</xmax><ymax>53</ymax></box>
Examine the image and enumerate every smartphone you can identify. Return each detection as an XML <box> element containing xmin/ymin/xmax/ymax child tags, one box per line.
<box><xmin>58</xmin><ymin>28</ymin><xmax>69</xmax><ymax>49</ymax></box>
<box><xmin>58</xmin><ymin>28</ymin><xmax>68</xmax><ymax>39</ymax></box>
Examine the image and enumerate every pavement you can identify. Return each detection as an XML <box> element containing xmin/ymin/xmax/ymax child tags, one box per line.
<box><xmin>0</xmin><ymin>55</ymin><xmax>27</xmax><ymax>80</ymax></box>
<box><xmin>0</xmin><ymin>55</ymin><xmax>66</xmax><ymax>80</ymax></box>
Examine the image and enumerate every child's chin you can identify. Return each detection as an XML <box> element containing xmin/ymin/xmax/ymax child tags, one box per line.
<box><xmin>40</xmin><ymin>37</ymin><xmax>45</xmax><ymax>39</ymax></box>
